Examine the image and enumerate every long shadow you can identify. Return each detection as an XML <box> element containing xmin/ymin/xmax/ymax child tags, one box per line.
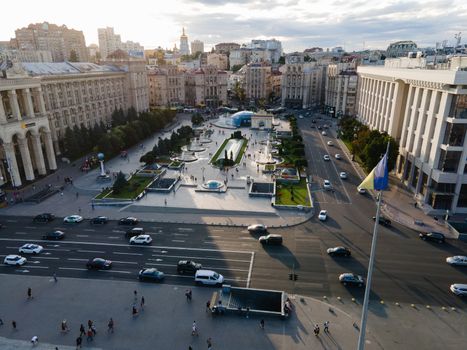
<box><xmin>319</xmin><ymin>216</ymin><xmax>341</xmax><ymax>230</ymax></box>
<box><xmin>261</xmin><ymin>244</ymin><xmax>301</xmax><ymax>270</ymax></box>
<box><xmin>345</xmin><ymin>287</ymin><xmax>388</xmax><ymax>318</ymax></box>
<box><xmin>330</xmin><ymin>255</ymin><xmax>367</xmax><ymax>275</ymax></box>
<box><xmin>384</xmin><ymin>224</ymin><xmax>410</xmax><ymax>238</ymax></box>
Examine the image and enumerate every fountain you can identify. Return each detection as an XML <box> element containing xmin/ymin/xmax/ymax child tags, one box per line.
<box><xmin>201</xmin><ymin>180</ymin><xmax>224</xmax><ymax>190</ymax></box>
<box><xmin>187</xmin><ymin>138</ymin><xmax>206</xmax><ymax>152</ymax></box>
<box><xmin>256</xmin><ymin>139</ymin><xmax>277</xmax><ymax>165</ymax></box>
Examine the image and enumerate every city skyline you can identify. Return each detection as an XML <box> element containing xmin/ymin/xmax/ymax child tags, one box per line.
<box><xmin>1</xmin><ymin>0</ymin><xmax>465</xmax><ymax>52</ymax></box>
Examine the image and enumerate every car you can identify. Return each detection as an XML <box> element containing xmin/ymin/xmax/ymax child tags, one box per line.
<box><xmin>327</xmin><ymin>141</ymin><xmax>334</xmax><ymax>146</ymax></box>
<box><xmin>339</xmin><ymin>172</ymin><xmax>347</xmax><ymax>179</ymax></box>
<box><xmin>357</xmin><ymin>187</ymin><xmax>366</xmax><ymax>194</ymax></box>
<box><xmin>138</xmin><ymin>268</ymin><xmax>165</xmax><ymax>282</ymax></box>
<box><xmin>450</xmin><ymin>284</ymin><xmax>467</xmax><ymax>296</ymax></box>
<box><xmin>339</xmin><ymin>273</ymin><xmax>364</xmax><ymax>287</ymax></box>
<box><xmin>372</xmin><ymin>216</ymin><xmax>391</xmax><ymax>226</ymax></box>
<box><xmin>419</xmin><ymin>231</ymin><xmax>445</xmax><ymax>243</ymax></box>
<box><xmin>247</xmin><ymin>224</ymin><xmax>267</xmax><ymax>234</ymax></box>
<box><xmin>63</xmin><ymin>215</ymin><xmax>83</xmax><ymax>224</ymax></box>
<box><xmin>119</xmin><ymin>217</ymin><xmax>139</xmax><ymax>225</ymax></box>
<box><xmin>86</xmin><ymin>258</ymin><xmax>112</xmax><ymax>270</ymax></box>
<box><xmin>129</xmin><ymin>234</ymin><xmax>152</xmax><ymax>245</ymax></box>
<box><xmin>90</xmin><ymin>216</ymin><xmax>108</xmax><ymax>225</ymax></box>
<box><xmin>177</xmin><ymin>260</ymin><xmax>202</xmax><ymax>274</ymax></box>
<box><xmin>323</xmin><ymin>180</ymin><xmax>332</xmax><ymax>190</ymax></box>
<box><xmin>327</xmin><ymin>247</ymin><xmax>351</xmax><ymax>257</ymax></box>
<box><xmin>125</xmin><ymin>227</ymin><xmax>145</xmax><ymax>238</ymax></box>
<box><xmin>195</xmin><ymin>270</ymin><xmax>224</xmax><ymax>286</ymax></box>
<box><xmin>33</xmin><ymin>213</ymin><xmax>55</xmax><ymax>223</ymax></box>
<box><xmin>323</xmin><ymin>155</ymin><xmax>330</xmax><ymax>161</ymax></box>
<box><xmin>318</xmin><ymin>210</ymin><xmax>328</xmax><ymax>221</ymax></box>
<box><xmin>19</xmin><ymin>243</ymin><xmax>43</xmax><ymax>254</ymax></box>
<box><xmin>446</xmin><ymin>256</ymin><xmax>467</xmax><ymax>266</ymax></box>
<box><xmin>258</xmin><ymin>234</ymin><xmax>283</xmax><ymax>245</ymax></box>
<box><xmin>42</xmin><ymin>230</ymin><xmax>65</xmax><ymax>240</ymax></box>
<box><xmin>335</xmin><ymin>153</ymin><xmax>342</xmax><ymax>159</ymax></box>
<box><xmin>322</xmin><ymin>131</ymin><xmax>327</xmax><ymax>136</ymax></box>
<box><xmin>4</xmin><ymin>254</ymin><xmax>27</xmax><ymax>266</ymax></box>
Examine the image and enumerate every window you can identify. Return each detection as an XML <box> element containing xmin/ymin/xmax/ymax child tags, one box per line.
<box><xmin>449</xmin><ymin>95</ymin><xmax>467</xmax><ymax>119</ymax></box>
<box><xmin>438</xmin><ymin>150</ymin><xmax>462</xmax><ymax>173</ymax></box>
<box><xmin>442</xmin><ymin>123</ymin><xmax>466</xmax><ymax>146</ymax></box>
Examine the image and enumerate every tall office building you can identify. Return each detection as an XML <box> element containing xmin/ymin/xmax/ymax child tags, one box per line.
<box><xmin>14</xmin><ymin>22</ymin><xmax>88</xmax><ymax>62</ymax></box>
<box><xmin>98</xmin><ymin>27</ymin><xmax>143</xmax><ymax>59</ymax></box>
<box><xmin>179</xmin><ymin>28</ymin><xmax>190</xmax><ymax>56</ymax></box>
<box><xmin>191</xmin><ymin>40</ymin><xmax>204</xmax><ymax>55</ymax></box>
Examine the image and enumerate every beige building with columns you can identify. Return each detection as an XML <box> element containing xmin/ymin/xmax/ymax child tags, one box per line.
<box><xmin>147</xmin><ymin>65</ymin><xmax>185</xmax><ymax>107</ymax></box>
<box><xmin>185</xmin><ymin>66</ymin><xmax>228</xmax><ymax>108</ymax></box>
<box><xmin>357</xmin><ymin>56</ymin><xmax>467</xmax><ymax>214</ymax></box>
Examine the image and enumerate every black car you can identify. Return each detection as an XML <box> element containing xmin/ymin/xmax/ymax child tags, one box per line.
<box><xmin>259</xmin><ymin>234</ymin><xmax>283</xmax><ymax>245</ymax></box>
<box><xmin>327</xmin><ymin>246</ymin><xmax>351</xmax><ymax>257</ymax></box>
<box><xmin>33</xmin><ymin>213</ymin><xmax>55</xmax><ymax>223</ymax></box>
<box><xmin>138</xmin><ymin>268</ymin><xmax>165</xmax><ymax>282</ymax></box>
<box><xmin>125</xmin><ymin>227</ymin><xmax>145</xmax><ymax>238</ymax></box>
<box><xmin>90</xmin><ymin>216</ymin><xmax>108</xmax><ymax>225</ymax></box>
<box><xmin>419</xmin><ymin>231</ymin><xmax>445</xmax><ymax>243</ymax></box>
<box><xmin>118</xmin><ymin>217</ymin><xmax>139</xmax><ymax>225</ymax></box>
<box><xmin>372</xmin><ymin>216</ymin><xmax>392</xmax><ymax>226</ymax></box>
<box><xmin>177</xmin><ymin>260</ymin><xmax>202</xmax><ymax>274</ymax></box>
<box><xmin>86</xmin><ymin>258</ymin><xmax>112</xmax><ymax>270</ymax></box>
<box><xmin>42</xmin><ymin>230</ymin><xmax>65</xmax><ymax>240</ymax></box>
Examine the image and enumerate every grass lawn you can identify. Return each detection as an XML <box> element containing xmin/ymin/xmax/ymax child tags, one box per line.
<box><xmin>210</xmin><ymin>138</ymin><xmax>230</xmax><ymax>164</ymax></box>
<box><xmin>210</xmin><ymin>138</ymin><xmax>247</xmax><ymax>166</ymax></box>
<box><xmin>275</xmin><ymin>178</ymin><xmax>311</xmax><ymax>206</ymax></box>
<box><xmin>96</xmin><ymin>176</ymin><xmax>154</xmax><ymax>200</ymax></box>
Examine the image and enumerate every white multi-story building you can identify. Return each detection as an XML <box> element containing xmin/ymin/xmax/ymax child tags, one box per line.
<box><xmin>179</xmin><ymin>28</ymin><xmax>190</xmax><ymax>56</ymax></box>
<box><xmin>185</xmin><ymin>66</ymin><xmax>228</xmax><ymax>108</ymax></box>
<box><xmin>98</xmin><ymin>27</ymin><xmax>144</xmax><ymax>59</ymax></box>
<box><xmin>0</xmin><ymin>49</ymin><xmax>52</xmax><ymax>63</ymax></box>
<box><xmin>245</xmin><ymin>62</ymin><xmax>271</xmax><ymax>101</ymax></box>
<box><xmin>191</xmin><ymin>40</ymin><xmax>204</xmax><ymax>55</ymax></box>
<box><xmin>357</xmin><ymin>56</ymin><xmax>467</xmax><ymax>213</ymax></box>
<box><xmin>325</xmin><ymin>62</ymin><xmax>358</xmax><ymax>117</ymax></box>
<box><xmin>248</xmin><ymin>39</ymin><xmax>282</xmax><ymax>63</ymax></box>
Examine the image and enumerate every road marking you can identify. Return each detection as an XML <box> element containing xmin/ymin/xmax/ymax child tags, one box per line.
<box><xmin>107</xmin><ymin>236</ymin><xmax>121</xmax><ymax>239</ymax></box>
<box><xmin>239</xmin><ymin>237</ymin><xmax>255</xmax><ymax>240</ymax></box>
<box><xmin>84</xmin><ymin>229</ymin><xmax>96</xmax><ymax>232</ymax></box>
<box><xmin>113</xmin><ymin>252</ymin><xmax>143</xmax><ymax>256</ymax></box>
<box><xmin>77</xmin><ymin>250</ymin><xmax>105</xmax><ymax>254</ymax></box>
<box><xmin>67</xmin><ymin>258</ymin><xmax>88</xmax><ymax>262</ymax></box>
<box><xmin>6</xmin><ymin>219</ymin><xmax>18</xmax><ymax>223</ymax></box>
<box><xmin>150</xmin><ymin>254</ymin><xmax>251</xmax><ymax>263</ymax></box>
<box><xmin>173</xmin><ymin>233</ymin><xmax>188</xmax><ymax>236</ymax></box>
<box><xmin>15</xmin><ymin>232</ymin><xmax>28</xmax><ymax>235</ymax></box>
<box><xmin>246</xmin><ymin>252</ymin><xmax>255</xmax><ymax>288</ymax></box>
<box><xmin>43</xmin><ymin>248</ymin><xmax>70</xmax><ymax>252</ymax></box>
<box><xmin>111</xmin><ymin>260</ymin><xmax>138</xmax><ymax>265</ymax></box>
<box><xmin>25</xmin><ymin>226</ymin><xmax>37</xmax><ymax>229</ymax></box>
<box><xmin>76</xmin><ymin>235</ymin><xmax>89</xmax><ymax>238</ymax></box>
<box><xmin>209</xmin><ymin>235</ymin><xmax>221</xmax><ymax>238</ymax></box>
<box><xmin>54</xmin><ymin>227</ymin><xmax>66</xmax><ymax>230</ymax></box>
<box><xmin>212</xmin><ymin>230</ymin><xmax>224</xmax><ymax>232</ymax></box>
<box><xmin>97</xmin><ymin>269</ymin><xmax>132</xmax><ymax>274</ymax></box>
<box><xmin>32</xmin><ymin>256</ymin><xmax>59</xmax><ymax>260</ymax></box>
<box><xmin>22</xmin><ymin>265</ymin><xmax>49</xmax><ymax>269</ymax></box>
<box><xmin>203</xmin><ymin>241</ymin><xmax>216</xmax><ymax>244</ymax></box>
<box><xmin>112</xmin><ymin>230</ymin><xmax>124</xmax><ymax>233</ymax></box>
<box><xmin>172</xmin><ymin>240</ymin><xmax>186</xmax><ymax>243</ymax></box>
<box><xmin>177</xmin><ymin>228</ymin><xmax>193</xmax><ymax>231</ymax></box>
<box><xmin>59</xmin><ymin>267</ymin><xmax>86</xmax><ymax>271</ymax></box>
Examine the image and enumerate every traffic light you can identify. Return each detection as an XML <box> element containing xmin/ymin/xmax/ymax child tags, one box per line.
<box><xmin>294</xmin><ymin>274</ymin><xmax>298</xmax><ymax>281</ymax></box>
<box><xmin>289</xmin><ymin>273</ymin><xmax>298</xmax><ymax>281</ymax></box>
<box><xmin>288</xmin><ymin>273</ymin><xmax>293</xmax><ymax>280</ymax></box>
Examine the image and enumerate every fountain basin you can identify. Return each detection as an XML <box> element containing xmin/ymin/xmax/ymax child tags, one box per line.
<box><xmin>202</xmin><ymin>180</ymin><xmax>224</xmax><ymax>190</ymax></box>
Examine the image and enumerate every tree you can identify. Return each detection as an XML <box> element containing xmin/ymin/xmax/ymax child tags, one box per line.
<box><xmin>112</xmin><ymin>172</ymin><xmax>127</xmax><ymax>193</ymax></box>
<box><xmin>69</xmin><ymin>50</ymin><xmax>78</xmax><ymax>62</ymax></box>
<box><xmin>231</xmin><ymin>64</ymin><xmax>243</xmax><ymax>73</ymax></box>
<box><xmin>127</xmin><ymin>106</ymin><xmax>138</xmax><ymax>122</ymax></box>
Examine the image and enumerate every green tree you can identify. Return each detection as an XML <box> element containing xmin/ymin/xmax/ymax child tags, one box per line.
<box><xmin>112</xmin><ymin>172</ymin><xmax>127</xmax><ymax>193</ymax></box>
<box><xmin>127</xmin><ymin>106</ymin><xmax>138</xmax><ymax>122</ymax></box>
<box><xmin>69</xmin><ymin>50</ymin><xmax>78</xmax><ymax>62</ymax></box>
<box><xmin>63</xmin><ymin>127</ymin><xmax>80</xmax><ymax>159</ymax></box>
<box><xmin>231</xmin><ymin>64</ymin><xmax>243</xmax><ymax>73</ymax></box>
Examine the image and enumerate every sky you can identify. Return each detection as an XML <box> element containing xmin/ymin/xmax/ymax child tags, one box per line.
<box><xmin>1</xmin><ymin>0</ymin><xmax>466</xmax><ymax>52</ymax></box>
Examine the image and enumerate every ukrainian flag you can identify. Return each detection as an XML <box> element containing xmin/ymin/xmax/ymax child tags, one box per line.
<box><xmin>359</xmin><ymin>152</ymin><xmax>389</xmax><ymax>191</ymax></box>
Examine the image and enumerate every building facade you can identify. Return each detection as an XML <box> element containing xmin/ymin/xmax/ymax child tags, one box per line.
<box><xmin>98</xmin><ymin>27</ymin><xmax>144</xmax><ymax>59</ymax></box>
<box><xmin>0</xmin><ymin>49</ymin><xmax>53</xmax><ymax>63</ymax></box>
<box><xmin>191</xmin><ymin>40</ymin><xmax>204</xmax><ymax>54</ymax></box>
<box><xmin>185</xmin><ymin>66</ymin><xmax>228</xmax><ymax>108</ymax></box>
<box><xmin>325</xmin><ymin>62</ymin><xmax>358</xmax><ymax>117</ymax></box>
<box><xmin>147</xmin><ymin>65</ymin><xmax>185</xmax><ymax>107</ymax></box>
<box><xmin>245</xmin><ymin>62</ymin><xmax>271</xmax><ymax>101</ymax></box>
<box><xmin>179</xmin><ymin>28</ymin><xmax>190</xmax><ymax>56</ymax></box>
<box><xmin>207</xmin><ymin>53</ymin><xmax>228</xmax><ymax>70</ymax></box>
<box><xmin>214</xmin><ymin>43</ymin><xmax>240</xmax><ymax>54</ymax></box>
<box><xmin>15</xmin><ymin>22</ymin><xmax>88</xmax><ymax>62</ymax></box>
<box><xmin>357</xmin><ymin>57</ymin><xmax>467</xmax><ymax>213</ymax></box>
<box><xmin>386</xmin><ymin>40</ymin><xmax>418</xmax><ymax>58</ymax></box>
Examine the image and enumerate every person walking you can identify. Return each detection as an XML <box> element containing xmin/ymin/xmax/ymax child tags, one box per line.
<box><xmin>132</xmin><ymin>306</ymin><xmax>138</xmax><ymax>317</ymax></box>
<box><xmin>27</xmin><ymin>287</ymin><xmax>32</xmax><ymax>299</ymax></box>
<box><xmin>79</xmin><ymin>324</ymin><xmax>85</xmax><ymax>337</ymax></box>
<box><xmin>107</xmin><ymin>318</ymin><xmax>114</xmax><ymax>333</ymax></box>
<box><xmin>207</xmin><ymin>337</ymin><xmax>213</xmax><ymax>349</ymax></box>
<box><xmin>192</xmin><ymin>321</ymin><xmax>198</xmax><ymax>336</ymax></box>
<box><xmin>87</xmin><ymin>320</ymin><xmax>93</xmax><ymax>329</ymax></box>
<box><xmin>76</xmin><ymin>336</ymin><xmax>82</xmax><ymax>349</ymax></box>
<box><xmin>260</xmin><ymin>319</ymin><xmax>265</xmax><ymax>329</ymax></box>
<box><xmin>185</xmin><ymin>289</ymin><xmax>192</xmax><ymax>301</ymax></box>
<box><xmin>133</xmin><ymin>290</ymin><xmax>138</xmax><ymax>302</ymax></box>
<box><xmin>91</xmin><ymin>324</ymin><xmax>97</xmax><ymax>336</ymax></box>
<box><xmin>61</xmin><ymin>319</ymin><xmax>69</xmax><ymax>333</ymax></box>
<box><xmin>53</xmin><ymin>273</ymin><xmax>58</xmax><ymax>282</ymax></box>
<box><xmin>12</xmin><ymin>320</ymin><xmax>17</xmax><ymax>330</ymax></box>
<box><xmin>324</xmin><ymin>321</ymin><xmax>329</xmax><ymax>333</ymax></box>
<box><xmin>31</xmin><ymin>336</ymin><xmax>39</xmax><ymax>346</ymax></box>
<box><xmin>86</xmin><ymin>328</ymin><xmax>93</xmax><ymax>342</ymax></box>
<box><xmin>206</xmin><ymin>300</ymin><xmax>211</xmax><ymax>312</ymax></box>
<box><xmin>140</xmin><ymin>296</ymin><xmax>145</xmax><ymax>310</ymax></box>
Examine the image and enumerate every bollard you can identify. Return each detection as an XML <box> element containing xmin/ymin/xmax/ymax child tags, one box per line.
<box><xmin>411</xmin><ymin>304</ymin><xmax>416</xmax><ymax>308</ymax></box>
<box><xmin>351</xmin><ymin>298</ymin><xmax>356</xmax><ymax>303</ymax></box>
<box><xmin>323</xmin><ymin>296</ymin><xmax>327</xmax><ymax>300</ymax></box>
<box><xmin>337</xmin><ymin>296</ymin><xmax>342</xmax><ymax>301</ymax></box>
<box><xmin>451</xmin><ymin>307</ymin><xmax>456</xmax><ymax>311</ymax></box>
<box><xmin>395</xmin><ymin>302</ymin><xmax>400</xmax><ymax>307</ymax></box>
<box><xmin>426</xmin><ymin>305</ymin><xmax>431</xmax><ymax>309</ymax></box>
<box><xmin>380</xmin><ymin>300</ymin><xmax>385</xmax><ymax>305</ymax></box>
<box><xmin>441</xmin><ymin>306</ymin><xmax>447</xmax><ymax>311</ymax></box>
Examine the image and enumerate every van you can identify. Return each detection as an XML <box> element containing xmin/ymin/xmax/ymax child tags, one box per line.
<box><xmin>194</xmin><ymin>270</ymin><xmax>224</xmax><ymax>286</ymax></box>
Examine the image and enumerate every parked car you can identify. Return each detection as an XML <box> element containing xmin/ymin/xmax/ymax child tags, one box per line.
<box><xmin>335</xmin><ymin>154</ymin><xmax>342</xmax><ymax>160</ymax></box>
<box><xmin>446</xmin><ymin>256</ymin><xmax>467</xmax><ymax>266</ymax></box>
<box><xmin>419</xmin><ymin>231</ymin><xmax>445</xmax><ymax>243</ymax></box>
<box><xmin>138</xmin><ymin>268</ymin><xmax>165</xmax><ymax>282</ymax></box>
<box><xmin>194</xmin><ymin>270</ymin><xmax>224</xmax><ymax>286</ymax></box>
<box><xmin>318</xmin><ymin>210</ymin><xmax>328</xmax><ymax>221</ymax></box>
<box><xmin>33</xmin><ymin>213</ymin><xmax>55</xmax><ymax>223</ymax></box>
<box><xmin>372</xmin><ymin>216</ymin><xmax>392</xmax><ymax>226</ymax></box>
<box><xmin>323</xmin><ymin>155</ymin><xmax>330</xmax><ymax>161</ymax></box>
<box><xmin>259</xmin><ymin>234</ymin><xmax>283</xmax><ymax>245</ymax></box>
<box><xmin>339</xmin><ymin>273</ymin><xmax>364</xmax><ymax>287</ymax></box>
<box><xmin>327</xmin><ymin>247</ymin><xmax>351</xmax><ymax>257</ymax></box>
<box><xmin>129</xmin><ymin>234</ymin><xmax>152</xmax><ymax>245</ymax></box>
<box><xmin>323</xmin><ymin>180</ymin><xmax>332</xmax><ymax>190</ymax></box>
<box><xmin>450</xmin><ymin>284</ymin><xmax>467</xmax><ymax>296</ymax></box>
<box><xmin>357</xmin><ymin>187</ymin><xmax>366</xmax><ymax>194</ymax></box>
<box><xmin>42</xmin><ymin>230</ymin><xmax>65</xmax><ymax>240</ymax></box>
<box><xmin>125</xmin><ymin>227</ymin><xmax>145</xmax><ymax>238</ymax></box>
<box><xmin>19</xmin><ymin>243</ymin><xmax>43</xmax><ymax>255</ymax></box>
<box><xmin>177</xmin><ymin>260</ymin><xmax>202</xmax><ymax>274</ymax></box>
<box><xmin>119</xmin><ymin>217</ymin><xmax>139</xmax><ymax>225</ymax></box>
<box><xmin>4</xmin><ymin>254</ymin><xmax>27</xmax><ymax>266</ymax></box>
<box><xmin>90</xmin><ymin>216</ymin><xmax>108</xmax><ymax>225</ymax></box>
<box><xmin>327</xmin><ymin>141</ymin><xmax>334</xmax><ymax>146</ymax></box>
<box><xmin>247</xmin><ymin>224</ymin><xmax>267</xmax><ymax>234</ymax></box>
<box><xmin>339</xmin><ymin>172</ymin><xmax>347</xmax><ymax>179</ymax></box>
<box><xmin>86</xmin><ymin>258</ymin><xmax>112</xmax><ymax>270</ymax></box>
<box><xmin>63</xmin><ymin>215</ymin><xmax>83</xmax><ymax>224</ymax></box>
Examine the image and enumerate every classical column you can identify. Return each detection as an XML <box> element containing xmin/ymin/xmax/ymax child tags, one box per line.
<box><xmin>31</xmin><ymin>134</ymin><xmax>47</xmax><ymax>175</ymax></box>
<box><xmin>8</xmin><ymin>90</ymin><xmax>22</xmax><ymax>120</ymax></box>
<box><xmin>34</xmin><ymin>87</ymin><xmax>47</xmax><ymax>115</ymax></box>
<box><xmin>22</xmin><ymin>88</ymin><xmax>35</xmax><ymax>118</ymax></box>
<box><xmin>2</xmin><ymin>142</ymin><xmax>22</xmax><ymax>187</ymax></box>
<box><xmin>44</xmin><ymin>131</ymin><xmax>57</xmax><ymax>170</ymax></box>
<box><xmin>0</xmin><ymin>95</ymin><xmax>7</xmax><ymax>123</ymax></box>
<box><xmin>18</xmin><ymin>137</ymin><xmax>35</xmax><ymax>181</ymax></box>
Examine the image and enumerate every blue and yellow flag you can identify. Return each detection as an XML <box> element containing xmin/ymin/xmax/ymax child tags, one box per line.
<box><xmin>359</xmin><ymin>152</ymin><xmax>388</xmax><ymax>191</ymax></box>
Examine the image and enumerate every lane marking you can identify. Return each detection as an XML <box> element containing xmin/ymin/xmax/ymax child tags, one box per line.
<box><xmin>77</xmin><ymin>250</ymin><xmax>106</xmax><ymax>254</ymax></box>
<box><xmin>6</xmin><ymin>219</ymin><xmax>18</xmax><ymax>223</ymax></box>
<box><xmin>112</xmin><ymin>230</ymin><xmax>124</xmax><ymax>233</ymax></box>
<box><xmin>25</xmin><ymin>226</ymin><xmax>38</xmax><ymax>229</ymax></box>
<box><xmin>58</xmin><ymin>267</ymin><xmax>131</xmax><ymax>274</ymax></box>
<box><xmin>150</xmin><ymin>254</ymin><xmax>251</xmax><ymax>263</ymax></box>
<box><xmin>43</xmin><ymin>248</ymin><xmax>70</xmax><ymax>252</ymax></box>
<box><xmin>111</xmin><ymin>260</ymin><xmax>138</xmax><ymax>265</ymax></box>
<box><xmin>247</xmin><ymin>252</ymin><xmax>255</xmax><ymax>288</ymax></box>
<box><xmin>172</xmin><ymin>240</ymin><xmax>186</xmax><ymax>243</ymax></box>
<box><xmin>67</xmin><ymin>258</ymin><xmax>88</xmax><ymax>262</ymax></box>
<box><xmin>173</xmin><ymin>233</ymin><xmax>188</xmax><ymax>236</ymax></box>
<box><xmin>212</xmin><ymin>230</ymin><xmax>224</xmax><ymax>232</ymax></box>
<box><xmin>22</xmin><ymin>265</ymin><xmax>49</xmax><ymax>269</ymax></box>
<box><xmin>32</xmin><ymin>256</ymin><xmax>59</xmax><ymax>260</ymax></box>
<box><xmin>113</xmin><ymin>252</ymin><xmax>143</xmax><ymax>256</ymax></box>
<box><xmin>177</xmin><ymin>228</ymin><xmax>193</xmax><ymax>232</ymax></box>
<box><xmin>84</xmin><ymin>229</ymin><xmax>96</xmax><ymax>232</ymax></box>
<box><xmin>76</xmin><ymin>235</ymin><xmax>89</xmax><ymax>238</ymax></box>
<box><xmin>107</xmin><ymin>236</ymin><xmax>120</xmax><ymax>239</ymax></box>
<box><xmin>15</xmin><ymin>232</ymin><xmax>28</xmax><ymax>235</ymax></box>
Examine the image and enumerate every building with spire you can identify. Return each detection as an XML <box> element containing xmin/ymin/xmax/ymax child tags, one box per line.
<box><xmin>179</xmin><ymin>28</ymin><xmax>190</xmax><ymax>56</ymax></box>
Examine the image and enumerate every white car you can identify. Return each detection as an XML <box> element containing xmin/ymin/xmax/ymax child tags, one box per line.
<box><xmin>130</xmin><ymin>234</ymin><xmax>153</xmax><ymax>245</ymax></box>
<box><xmin>327</xmin><ymin>141</ymin><xmax>333</xmax><ymax>146</ymax></box>
<box><xmin>450</xmin><ymin>284</ymin><xmax>467</xmax><ymax>296</ymax></box>
<box><xmin>247</xmin><ymin>224</ymin><xmax>267</xmax><ymax>233</ymax></box>
<box><xmin>19</xmin><ymin>243</ymin><xmax>44</xmax><ymax>255</ymax></box>
<box><xmin>318</xmin><ymin>210</ymin><xmax>328</xmax><ymax>221</ymax></box>
<box><xmin>4</xmin><ymin>254</ymin><xmax>27</xmax><ymax>266</ymax></box>
<box><xmin>322</xmin><ymin>131</ymin><xmax>327</xmax><ymax>136</ymax></box>
<box><xmin>340</xmin><ymin>172</ymin><xmax>347</xmax><ymax>179</ymax></box>
<box><xmin>63</xmin><ymin>215</ymin><xmax>83</xmax><ymax>223</ymax></box>
<box><xmin>357</xmin><ymin>187</ymin><xmax>366</xmax><ymax>194</ymax></box>
<box><xmin>323</xmin><ymin>155</ymin><xmax>330</xmax><ymax>161</ymax></box>
<box><xmin>323</xmin><ymin>180</ymin><xmax>332</xmax><ymax>190</ymax></box>
<box><xmin>446</xmin><ymin>256</ymin><xmax>467</xmax><ymax>266</ymax></box>
<box><xmin>335</xmin><ymin>153</ymin><xmax>341</xmax><ymax>159</ymax></box>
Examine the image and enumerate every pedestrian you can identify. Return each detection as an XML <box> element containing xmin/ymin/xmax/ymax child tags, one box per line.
<box><xmin>324</xmin><ymin>321</ymin><xmax>329</xmax><ymax>333</ymax></box>
<box><xmin>79</xmin><ymin>324</ymin><xmax>85</xmax><ymax>337</ymax></box>
<box><xmin>189</xmin><ymin>346</ymin><xmax>193</xmax><ymax>350</ymax></box>
<box><xmin>12</xmin><ymin>320</ymin><xmax>17</xmax><ymax>330</ymax></box>
<box><xmin>91</xmin><ymin>324</ymin><xmax>97</xmax><ymax>336</ymax></box>
<box><xmin>91</xmin><ymin>203</ymin><xmax>95</xmax><ymax>210</ymax></box>
<box><xmin>107</xmin><ymin>318</ymin><xmax>114</xmax><ymax>333</ymax></box>
<box><xmin>61</xmin><ymin>319</ymin><xmax>69</xmax><ymax>333</ymax></box>
<box><xmin>140</xmin><ymin>296</ymin><xmax>145</xmax><ymax>310</ymax></box>
<box><xmin>76</xmin><ymin>336</ymin><xmax>82</xmax><ymax>349</ymax></box>
<box><xmin>53</xmin><ymin>273</ymin><xmax>58</xmax><ymax>282</ymax></box>
<box><xmin>132</xmin><ymin>306</ymin><xmax>138</xmax><ymax>317</ymax></box>
<box><xmin>206</xmin><ymin>300</ymin><xmax>211</xmax><ymax>312</ymax></box>
<box><xmin>315</xmin><ymin>324</ymin><xmax>320</xmax><ymax>336</ymax></box>
<box><xmin>245</xmin><ymin>307</ymin><xmax>250</xmax><ymax>319</ymax></box>
<box><xmin>87</xmin><ymin>320</ymin><xmax>93</xmax><ymax>329</ymax></box>
<box><xmin>86</xmin><ymin>328</ymin><xmax>93</xmax><ymax>342</ymax></box>
<box><xmin>27</xmin><ymin>287</ymin><xmax>32</xmax><ymax>299</ymax></box>
<box><xmin>31</xmin><ymin>335</ymin><xmax>39</xmax><ymax>346</ymax></box>
<box><xmin>185</xmin><ymin>288</ymin><xmax>192</xmax><ymax>301</ymax></box>
<box><xmin>192</xmin><ymin>321</ymin><xmax>198</xmax><ymax>336</ymax></box>
<box><xmin>260</xmin><ymin>319</ymin><xmax>265</xmax><ymax>329</ymax></box>
<box><xmin>76</xmin><ymin>192</ymin><xmax>79</xmax><ymax>198</ymax></box>
<box><xmin>207</xmin><ymin>337</ymin><xmax>212</xmax><ymax>349</ymax></box>
<box><xmin>0</xmin><ymin>318</ymin><xmax>3</xmax><ymax>326</ymax></box>
<box><xmin>78</xmin><ymin>207</ymin><xmax>81</xmax><ymax>214</ymax></box>
<box><xmin>60</xmin><ymin>191</ymin><xmax>64</xmax><ymax>197</ymax></box>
